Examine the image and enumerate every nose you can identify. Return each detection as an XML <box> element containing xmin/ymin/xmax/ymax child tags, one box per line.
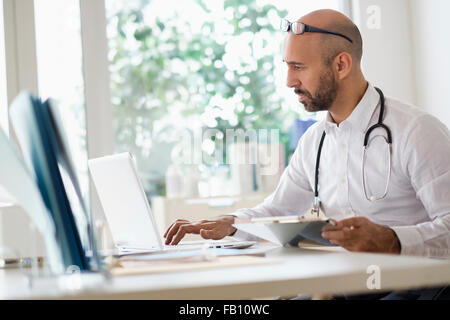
<box><xmin>286</xmin><ymin>69</ymin><xmax>301</xmax><ymax>89</ymax></box>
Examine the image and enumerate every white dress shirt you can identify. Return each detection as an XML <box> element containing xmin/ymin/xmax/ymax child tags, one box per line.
<box><xmin>232</xmin><ymin>84</ymin><xmax>450</xmax><ymax>258</ymax></box>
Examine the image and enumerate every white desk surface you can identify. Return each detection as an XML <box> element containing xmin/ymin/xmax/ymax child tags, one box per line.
<box><xmin>2</xmin><ymin>245</ymin><xmax>450</xmax><ymax>300</ymax></box>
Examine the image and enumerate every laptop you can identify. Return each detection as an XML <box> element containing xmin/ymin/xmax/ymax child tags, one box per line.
<box><xmin>88</xmin><ymin>152</ymin><xmax>255</xmax><ymax>255</ymax></box>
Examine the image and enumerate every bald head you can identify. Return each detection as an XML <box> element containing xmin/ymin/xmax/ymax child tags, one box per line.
<box><xmin>299</xmin><ymin>9</ymin><xmax>363</xmax><ymax>67</ymax></box>
<box><xmin>282</xmin><ymin>9</ymin><xmax>366</xmax><ymax>113</ymax></box>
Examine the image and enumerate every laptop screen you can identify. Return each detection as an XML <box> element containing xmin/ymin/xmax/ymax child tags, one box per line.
<box><xmin>88</xmin><ymin>153</ymin><xmax>163</xmax><ymax>250</ymax></box>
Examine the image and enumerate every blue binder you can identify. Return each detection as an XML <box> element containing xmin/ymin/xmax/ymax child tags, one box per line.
<box><xmin>10</xmin><ymin>92</ymin><xmax>102</xmax><ymax>272</ymax></box>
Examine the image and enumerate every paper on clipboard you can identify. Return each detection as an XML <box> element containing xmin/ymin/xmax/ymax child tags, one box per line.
<box><xmin>234</xmin><ymin>215</ymin><xmax>336</xmax><ymax>246</ymax></box>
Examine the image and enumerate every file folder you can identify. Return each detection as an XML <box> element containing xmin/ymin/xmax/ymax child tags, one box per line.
<box><xmin>9</xmin><ymin>92</ymin><xmax>102</xmax><ymax>272</ymax></box>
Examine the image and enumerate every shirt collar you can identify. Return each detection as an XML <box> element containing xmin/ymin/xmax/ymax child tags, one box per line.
<box><xmin>323</xmin><ymin>83</ymin><xmax>381</xmax><ymax>134</ymax></box>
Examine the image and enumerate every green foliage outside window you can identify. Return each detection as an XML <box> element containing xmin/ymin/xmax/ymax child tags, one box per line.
<box><xmin>108</xmin><ymin>0</ymin><xmax>303</xmax><ymax>196</ymax></box>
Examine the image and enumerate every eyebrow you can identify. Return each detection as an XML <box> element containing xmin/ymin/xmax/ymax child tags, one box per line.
<box><xmin>284</xmin><ymin>60</ymin><xmax>306</xmax><ymax>66</ymax></box>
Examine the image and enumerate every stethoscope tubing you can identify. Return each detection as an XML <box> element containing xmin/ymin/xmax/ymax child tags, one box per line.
<box><xmin>313</xmin><ymin>87</ymin><xmax>393</xmax><ymax>208</ymax></box>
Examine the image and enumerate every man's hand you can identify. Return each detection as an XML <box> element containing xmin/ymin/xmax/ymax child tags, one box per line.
<box><xmin>321</xmin><ymin>217</ymin><xmax>401</xmax><ymax>254</ymax></box>
<box><xmin>163</xmin><ymin>216</ymin><xmax>237</xmax><ymax>245</ymax></box>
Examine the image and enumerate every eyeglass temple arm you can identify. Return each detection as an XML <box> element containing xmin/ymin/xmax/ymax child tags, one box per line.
<box><xmin>304</xmin><ymin>25</ymin><xmax>353</xmax><ymax>43</ymax></box>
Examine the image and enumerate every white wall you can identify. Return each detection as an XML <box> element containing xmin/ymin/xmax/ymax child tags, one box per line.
<box><xmin>410</xmin><ymin>0</ymin><xmax>450</xmax><ymax>128</ymax></box>
<box><xmin>351</xmin><ymin>0</ymin><xmax>450</xmax><ymax>129</ymax></box>
<box><xmin>351</xmin><ymin>0</ymin><xmax>416</xmax><ymax>104</ymax></box>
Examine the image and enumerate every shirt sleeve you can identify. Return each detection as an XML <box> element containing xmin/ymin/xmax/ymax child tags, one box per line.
<box><xmin>391</xmin><ymin>114</ymin><xmax>450</xmax><ymax>258</ymax></box>
<box><xmin>231</xmin><ymin>136</ymin><xmax>315</xmax><ymax>241</ymax></box>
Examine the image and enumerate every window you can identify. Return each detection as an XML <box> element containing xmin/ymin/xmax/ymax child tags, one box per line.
<box><xmin>34</xmin><ymin>0</ymin><xmax>89</xmax><ymax>203</ymax></box>
<box><xmin>105</xmin><ymin>0</ymin><xmax>340</xmax><ymax>198</ymax></box>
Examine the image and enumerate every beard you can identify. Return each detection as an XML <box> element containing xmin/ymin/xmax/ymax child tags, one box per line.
<box><xmin>294</xmin><ymin>68</ymin><xmax>338</xmax><ymax>112</ymax></box>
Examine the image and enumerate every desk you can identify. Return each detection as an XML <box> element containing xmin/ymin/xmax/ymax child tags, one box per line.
<box><xmin>2</xmin><ymin>246</ymin><xmax>450</xmax><ymax>299</ymax></box>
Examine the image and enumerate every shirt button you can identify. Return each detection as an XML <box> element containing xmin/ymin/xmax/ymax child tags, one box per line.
<box><xmin>340</xmin><ymin>177</ymin><xmax>346</xmax><ymax>184</ymax></box>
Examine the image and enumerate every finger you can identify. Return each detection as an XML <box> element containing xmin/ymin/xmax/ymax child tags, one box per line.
<box><xmin>322</xmin><ymin>224</ymin><xmax>342</xmax><ymax>232</ymax></box>
<box><xmin>165</xmin><ymin>220</ymin><xmax>189</xmax><ymax>243</ymax></box>
<box><xmin>330</xmin><ymin>239</ymin><xmax>356</xmax><ymax>251</ymax></box>
<box><xmin>329</xmin><ymin>239</ymin><xmax>343</xmax><ymax>247</ymax></box>
<box><xmin>164</xmin><ymin>219</ymin><xmax>188</xmax><ymax>238</ymax></box>
<box><xmin>166</xmin><ymin>221</ymin><xmax>218</xmax><ymax>244</ymax></box>
<box><xmin>163</xmin><ymin>224</ymin><xmax>173</xmax><ymax>238</ymax></box>
<box><xmin>336</xmin><ymin>217</ymin><xmax>367</xmax><ymax>229</ymax></box>
<box><xmin>165</xmin><ymin>221</ymin><xmax>190</xmax><ymax>244</ymax></box>
<box><xmin>322</xmin><ymin>227</ymin><xmax>354</xmax><ymax>241</ymax></box>
<box><xmin>171</xmin><ymin>224</ymin><xmax>199</xmax><ymax>245</ymax></box>
<box><xmin>322</xmin><ymin>230</ymin><xmax>344</xmax><ymax>241</ymax></box>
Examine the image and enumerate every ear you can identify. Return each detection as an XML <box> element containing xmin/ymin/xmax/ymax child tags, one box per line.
<box><xmin>333</xmin><ymin>52</ymin><xmax>353</xmax><ymax>80</ymax></box>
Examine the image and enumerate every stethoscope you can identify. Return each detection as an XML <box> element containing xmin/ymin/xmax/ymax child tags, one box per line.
<box><xmin>311</xmin><ymin>87</ymin><xmax>392</xmax><ymax>216</ymax></box>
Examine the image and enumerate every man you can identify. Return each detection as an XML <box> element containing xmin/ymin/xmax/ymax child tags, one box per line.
<box><xmin>164</xmin><ymin>9</ymin><xmax>450</xmax><ymax>299</ymax></box>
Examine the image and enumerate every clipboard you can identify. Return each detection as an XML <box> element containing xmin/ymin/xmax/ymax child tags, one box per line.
<box><xmin>234</xmin><ymin>215</ymin><xmax>337</xmax><ymax>246</ymax></box>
